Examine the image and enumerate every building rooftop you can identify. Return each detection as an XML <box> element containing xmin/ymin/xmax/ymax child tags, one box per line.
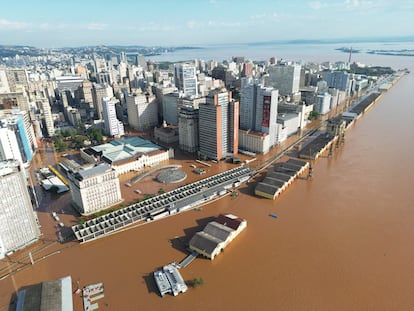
<box><xmin>16</xmin><ymin>276</ymin><xmax>73</xmax><ymax>311</ymax></box>
<box><xmin>154</xmin><ymin>264</ymin><xmax>187</xmax><ymax>297</ymax></box>
<box><xmin>87</xmin><ymin>137</ymin><xmax>163</xmax><ymax>164</ymax></box>
<box><xmin>75</xmin><ymin>163</ymin><xmax>112</xmax><ymax>180</ymax></box>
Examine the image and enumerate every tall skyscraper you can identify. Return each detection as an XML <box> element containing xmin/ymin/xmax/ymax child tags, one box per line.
<box><xmin>126</xmin><ymin>92</ymin><xmax>158</xmax><ymax>130</ymax></box>
<box><xmin>0</xmin><ymin>110</ymin><xmax>36</xmax><ymax>166</ymax></box>
<box><xmin>102</xmin><ymin>97</ymin><xmax>124</xmax><ymax>137</ymax></box>
<box><xmin>0</xmin><ymin>160</ymin><xmax>40</xmax><ymax>259</ymax></box>
<box><xmin>174</xmin><ymin>63</ymin><xmax>198</xmax><ymax>98</ymax></box>
<box><xmin>326</xmin><ymin>71</ymin><xmax>351</xmax><ymax>95</ymax></box>
<box><xmin>240</xmin><ymin>78</ymin><xmax>279</xmax><ymax>146</ymax></box>
<box><xmin>178</xmin><ymin>105</ymin><xmax>199</xmax><ymax>153</ymax></box>
<box><xmin>265</xmin><ymin>64</ymin><xmax>301</xmax><ymax>96</ymax></box>
<box><xmin>92</xmin><ymin>83</ymin><xmax>113</xmax><ymax>119</ymax></box>
<box><xmin>38</xmin><ymin>98</ymin><xmax>55</xmax><ymax>137</ymax></box>
<box><xmin>198</xmin><ymin>90</ymin><xmax>239</xmax><ymax>160</ymax></box>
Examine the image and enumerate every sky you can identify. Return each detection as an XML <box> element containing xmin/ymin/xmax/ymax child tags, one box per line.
<box><xmin>0</xmin><ymin>0</ymin><xmax>413</xmax><ymax>48</ymax></box>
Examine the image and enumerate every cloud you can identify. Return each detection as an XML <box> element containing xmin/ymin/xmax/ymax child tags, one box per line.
<box><xmin>187</xmin><ymin>20</ymin><xmax>197</xmax><ymax>30</ymax></box>
<box><xmin>207</xmin><ymin>20</ymin><xmax>241</xmax><ymax>28</ymax></box>
<box><xmin>0</xmin><ymin>18</ymin><xmax>30</xmax><ymax>30</ymax></box>
<box><xmin>85</xmin><ymin>23</ymin><xmax>107</xmax><ymax>31</ymax></box>
<box><xmin>308</xmin><ymin>1</ymin><xmax>327</xmax><ymax>10</ymax></box>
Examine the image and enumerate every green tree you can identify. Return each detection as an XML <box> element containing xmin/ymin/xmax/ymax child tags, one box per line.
<box><xmin>89</xmin><ymin>128</ymin><xmax>103</xmax><ymax>143</ymax></box>
<box><xmin>53</xmin><ymin>136</ymin><xmax>68</xmax><ymax>152</ymax></box>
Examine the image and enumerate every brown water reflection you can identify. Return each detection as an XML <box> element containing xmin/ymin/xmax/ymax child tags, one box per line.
<box><xmin>1</xmin><ymin>72</ymin><xmax>414</xmax><ymax>310</ymax></box>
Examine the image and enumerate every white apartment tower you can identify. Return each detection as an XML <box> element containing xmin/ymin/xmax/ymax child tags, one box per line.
<box><xmin>67</xmin><ymin>163</ymin><xmax>123</xmax><ymax>216</ymax></box>
<box><xmin>38</xmin><ymin>98</ymin><xmax>55</xmax><ymax>137</ymax></box>
<box><xmin>178</xmin><ymin>105</ymin><xmax>199</xmax><ymax>153</ymax></box>
<box><xmin>92</xmin><ymin>83</ymin><xmax>114</xmax><ymax>119</ymax></box>
<box><xmin>174</xmin><ymin>63</ymin><xmax>198</xmax><ymax>98</ymax></box>
<box><xmin>240</xmin><ymin>78</ymin><xmax>279</xmax><ymax>146</ymax></box>
<box><xmin>0</xmin><ymin>160</ymin><xmax>40</xmax><ymax>259</ymax></box>
<box><xmin>102</xmin><ymin>97</ymin><xmax>124</xmax><ymax>137</ymax></box>
<box><xmin>126</xmin><ymin>92</ymin><xmax>158</xmax><ymax>130</ymax></box>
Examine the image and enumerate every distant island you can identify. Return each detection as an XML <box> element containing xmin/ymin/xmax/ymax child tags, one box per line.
<box><xmin>335</xmin><ymin>47</ymin><xmax>360</xmax><ymax>53</ymax></box>
<box><xmin>367</xmin><ymin>49</ymin><xmax>414</xmax><ymax>57</ymax></box>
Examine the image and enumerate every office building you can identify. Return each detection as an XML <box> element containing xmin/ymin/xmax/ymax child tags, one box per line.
<box><xmin>92</xmin><ymin>83</ymin><xmax>113</xmax><ymax>119</ymax></box>
<box><xmin>326</xmin><ymin>71</ymin><xmax>351</xmax><ymax>94</ymax></box>
<box><xmin>102</xmin><ymin>97</ymin><xmax>124</xmax><ymax>137</ymax></box>
<box><xmin>265</xmin><ymin>64</ymin><xmax>301</xmax><ymax>96</ymax></box>
<box><xmin>174</xmin><ymin>63</ymin><xmax>198</xmax><ymax>98</ymax></box>
<box><xmin>0</xmin><ymin>110</ymin><xmax>36</xmax><ymax>166</ymax></box>
<box><xmin>178</xmin><ymin>105</ymin><xmax>199</xmax><ymax>153</ymax></box>
<box><xmin>5</xmin><ymin>68</ymin><xmax>28</xmax><ymax>92</ymax></box>
<box><xmin>38</xmin><ymin>98</ymin><xmax>55</xmax><ymax>137</ymax></box>
<box><xmin>239</xmin><ymin>78</ymin><xmax>279</xmax><ymax>146</ymax></box>
<box><xmin>0</xmin><ymin>160</ymin><xmax>40</xmax><ymax>259</ymax></box>
<box><xmin>198</xmin><ymin>90</ymin><xmax>239</xmax><ymax>160</ymax></box>
<box><xmin>67</xmin><ymin>163</ymin><xmax>123</xmax><ymax>215</ymax></box>
<box><xmin>126</xmin><ymin>92</ymin><xmax>158</xmax><ymax>130</ymax></box>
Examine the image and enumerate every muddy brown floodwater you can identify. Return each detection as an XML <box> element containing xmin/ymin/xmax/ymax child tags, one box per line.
<box><xmin>1</xmin><ymin>71</ymin><xmax>414</xmax><ymax>311</ymax></box>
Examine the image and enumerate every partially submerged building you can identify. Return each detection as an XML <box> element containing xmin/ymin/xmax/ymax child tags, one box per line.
<box><xmin>15</xmin><ymin>276</ymin><xmax>73</xmax><ymax>311</ymax></box>
<box><xmin>67</xmin><ymin>163</ymin><xmax>123</xmax><ymax>215</ymax></box>
<box><xmin>189</xmin><ymin>214</ymin><xmax>247</xmax><ymax>260</ymax></box>
<box><xmin>154</xmin><ymin>263</ymin><xmax>188</xmax><ymax>297</ymax></box>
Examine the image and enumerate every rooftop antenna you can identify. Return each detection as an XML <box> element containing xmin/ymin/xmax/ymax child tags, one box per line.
<box><xmin>348</xmin><ymin>46</ymin><xmax>352</xmax><ymax>64</ymax></box>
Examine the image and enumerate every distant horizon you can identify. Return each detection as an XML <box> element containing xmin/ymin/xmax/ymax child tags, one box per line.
<box><xmin>2</xmin><ymin>35</ymin><xmax>414</xmax><ymax>50</ymax></box>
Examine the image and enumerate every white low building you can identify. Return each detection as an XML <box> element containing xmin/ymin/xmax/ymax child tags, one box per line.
<box><xmin>67</xmin><ymin>163</ymin><xmax>123</xmax><ymax>215</ymax></box>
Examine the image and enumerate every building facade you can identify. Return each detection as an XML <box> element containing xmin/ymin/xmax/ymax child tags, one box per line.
<box><xmin>126</xmin><ymin>92</ymin><xmax>158</xmax><ymax>130</ymax></box>
<box><xmin>102</xmin><ymin>97</ymin><xmax>124</xmax><ymax>137</ymax></box>
<box><xmin>178</xmin><ymin>105</ymin><xmax>199</xmax><ymax>153</ymax></box>
<box><xmin>198</xmin><ymin>90</ymin><xmax>238</xmax><ymax>160</ymax></box>
<box><xmin>174</xmin><ymin>63</ymin><xmax>198</xmax><ymax>98</ymax></box>
<box><xmin>0</xmin><ymin>110</ymin><xmax>36</xmax><ymax>166</ymax></box>
<box><xmin>0</xmin><ymin>160</ymin><xmax>40</xmax><ymax>259</ymax></box>
<box><xmin>239</xmin><ymin>78</ymin><xmax>279</xmax><ymax>147</ymax></box>
<box><xmin>266</xmin><ymin>64</ymin><xmax>301</xmax><ymax>96</ymax></box>
<box><xmin>67</xmin><ymin>163</ymin><xmax>123</xmax><ymax>215</ymax></box>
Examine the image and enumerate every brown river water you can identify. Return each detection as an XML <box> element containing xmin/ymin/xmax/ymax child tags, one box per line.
<box><xmin>1</xmin><ymin>59</ymin><xmax>414</xmax><ymax>311</ymax></box>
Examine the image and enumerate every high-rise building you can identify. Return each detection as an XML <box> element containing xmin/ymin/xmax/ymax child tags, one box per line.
<box><xmin>0</xmin><ymin>160</ymin><xmax>40</xmax><ymax>259</ymax></box>
<box><xmin>92</xmin><ymin>83</ymin><xmax>113</xmax><ymax>119</ymax></box>
<box><xmin>5</xmin><ymin>68</ymin><xmax>28</xmax><ymax>92</ymax></box>
<box><xmin>0</xmin><ymin>69</ymin><xmax>10</xmax><ymax>93</ymax></box>
<box><xmin>67</xmin><ymin>163</ymin><xmax>123</xmax><ymax>216</ymax></box>
<box><xmin>38</xmin><ymin>98</ymin><xmax>55</xmax><ymax>137</ymax></box>
<box><xmin>102</xmin><ymin>97</ymin><xmax>124</xmax><ymax>137</ymax></box>
<box><xmin>126</xmin><ymin>92</ymin><xmax>158</xmax><ymax>130</ymax></box>
<box><xmin>198</xmin><ymin>90</ymin><xmax>239</xmax><ymax>160</ymax></box>
<box><xmin>265</xmin><ymin>64</ymin><xmax>301</xmax><ymax>96</ymax></box>
<box><xmin>174</xmin><ymin>63</ymin><xmax>198</xmax><ymax>98</ymax></box>
<box><xmin>178</xmin><ymin>105</ymin><xmax>199</xmax><ymax>153</ymax></box>
<box><xmin>326</xmin><ymin>71</ymin><xmax>351</xmax><ymax>95</ymax></box>
<box><xmin>79</xmin><ymin>80</ymin><xmax>94</xmax><ymax>108</ymax></box>
<box><xmin>0</xmin><ymin>110</ymin><xmax>36</xmax><ymax>166</ymax></box>
<box><xmin>240</xmin><ymin>78</ymin><xmax>279</xmax><ymax>146</ymax></box>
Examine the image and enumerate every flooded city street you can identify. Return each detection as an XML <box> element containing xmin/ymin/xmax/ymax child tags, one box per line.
<box><xmin>1</xmin><ymin>70</ymin><xmax>414</xmax><ymax>310</ymax></box>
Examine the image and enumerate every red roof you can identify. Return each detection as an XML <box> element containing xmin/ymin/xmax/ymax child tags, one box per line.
<box><xmin>216</xmin><ymin>214</ymin><xmax>244</xmax><ymax>230</ymax></box>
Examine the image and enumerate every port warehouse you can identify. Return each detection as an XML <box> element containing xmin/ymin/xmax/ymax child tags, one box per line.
<box><xmin>348</xmin><ymin>92</ymin><xmax>381</xmax><ymax>116</ymax></box>
<box><xmin>71</xmin><ymin>166</ymin><xmax>252</xmax><ymax>243</ymax></box>
<box><xmin>255</xmin><ymin>159</ymin><xmax>309</xmax><ymax>200</ymax></box>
